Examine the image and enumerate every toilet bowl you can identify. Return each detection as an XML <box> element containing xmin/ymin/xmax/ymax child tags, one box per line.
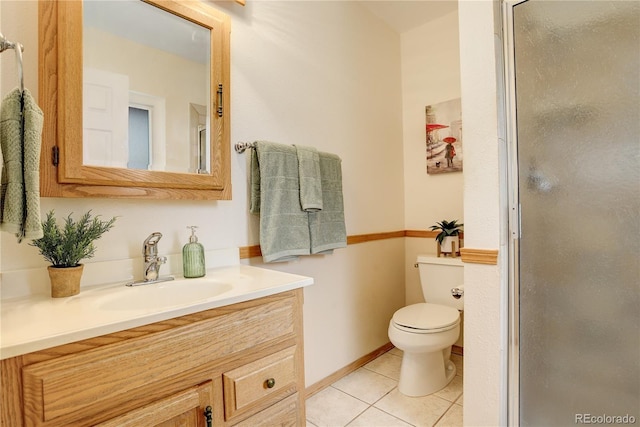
<box><xmin>388</xmin><ymin>255</ymin><xmax>464</xmax><ymax>397</ymax></box>
<box><xmin>388</xmin><ymin>303</ymin><xmax>460</xmax><ymax>396</ymax></box>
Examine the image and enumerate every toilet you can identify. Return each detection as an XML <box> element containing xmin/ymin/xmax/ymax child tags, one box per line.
<box><xmin>388</xmin><ymin>255</ymin><xmax>464</xmax><ymax>397</ymax></box>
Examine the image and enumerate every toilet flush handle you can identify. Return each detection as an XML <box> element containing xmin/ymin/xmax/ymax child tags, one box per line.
<box><xmin>451</xmin><ymin>286</ymin><xmax>464</xmax><ymax>299</ymax></box>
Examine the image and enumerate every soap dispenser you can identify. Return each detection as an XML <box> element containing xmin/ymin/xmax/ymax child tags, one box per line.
<box><xmin>183</xmin><ymin>226</ymin><xmax>205</xmax><ymax>278</ymax></box>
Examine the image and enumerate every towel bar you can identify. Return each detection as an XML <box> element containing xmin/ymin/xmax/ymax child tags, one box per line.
<box><xmin>235</xmin><ymin>141</ymin><xmax>256</xmax><ymax>153</ymax></box>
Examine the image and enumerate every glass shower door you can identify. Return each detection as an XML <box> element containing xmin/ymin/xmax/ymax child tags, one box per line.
<box><xmin>510</xmin><ymin>1</ymin><xmax>640</xmax><ymax>425</ymax></box>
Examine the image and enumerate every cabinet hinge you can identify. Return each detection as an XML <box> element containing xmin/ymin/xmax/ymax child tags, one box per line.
<box><xmin>52</xmin><ymin>146</ymin><xmax>60</xmax><ymax>166</ymax></box>
<box><xmin>216</xmin><ymin>84</ymin><xmax>223</xmax><ymax>117</ymax></box>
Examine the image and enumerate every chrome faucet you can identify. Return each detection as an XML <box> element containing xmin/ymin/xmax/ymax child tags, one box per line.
<box><xmin>143</xmin><ymin>232</ymin><xmax>166</xmax><ymax>281</ymax></box>
<box><xmin>126</xmin><ymin>232</ymin><xmax>174</xmax><ymax>286</ymax></box>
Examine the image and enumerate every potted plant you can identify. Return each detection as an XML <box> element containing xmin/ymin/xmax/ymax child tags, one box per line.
<box><xmin>29</xmin><ymin>210</ymin><xmax>117</xmax><ymax>297</ymax></box>
<box><xmin>430</xmin><ymin>219</ymin><xmax>463</xmax><ymax>255</ymax></box>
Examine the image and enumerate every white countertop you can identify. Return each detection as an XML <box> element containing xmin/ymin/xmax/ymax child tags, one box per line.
<box><xmin>0</xmin><ymin>265</ymin><xmax>313</xmax><ymax>360</ymax></box>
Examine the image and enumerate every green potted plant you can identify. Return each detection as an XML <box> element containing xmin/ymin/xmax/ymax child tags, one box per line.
<box><xmin>429</xmin><ymin>219</ymin><xmax>463</xmax><ymax>255</ymax></box>
<box><xmin>29</xmin><ymin>210</ymin><xmax>117</xmax><ymax>297</ymax></box>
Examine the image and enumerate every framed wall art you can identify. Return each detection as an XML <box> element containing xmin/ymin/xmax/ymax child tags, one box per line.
<box><xmin>425</xmin><ymin>98</ymin><xmax>463</xmax><ymax>174</ymax></box>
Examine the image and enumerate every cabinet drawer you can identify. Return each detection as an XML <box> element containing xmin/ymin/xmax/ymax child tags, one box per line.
<box><xmin>231</xmin><ymin>393</ymin><xmax>300</xmax><ymax>427</ymax></box>
<box><xmin>223</xmin><ymin>346</ymin><xmax>297</xmax><ymax>420</ymax></box>
<box><xmin>21</xmin><ymin>296</ymin><xmax>295</xmax><ymax>425</ymax></box>
<box><xmin>95</xmin><ymin>381</ymin><xmax>214</xmax><ymax>427</ymax></box>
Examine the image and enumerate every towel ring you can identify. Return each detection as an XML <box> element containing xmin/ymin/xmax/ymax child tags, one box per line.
<box><xmin>0</xmin><ymin>32</ymin><xmax>24</xmax><ymax>94</ymax></box>
<box><xmin>15</xmin><ymin>41</ymin><xmax>24</xmax><ymax>94</ymax></box>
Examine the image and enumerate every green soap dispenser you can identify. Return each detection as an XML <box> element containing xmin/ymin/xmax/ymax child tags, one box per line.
<box><xmin>183</xmin><ymin>226</ymin><xmax>205</xmax><ymax>278</ymax></box>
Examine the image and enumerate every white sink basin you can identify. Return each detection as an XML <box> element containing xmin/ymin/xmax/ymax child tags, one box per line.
<box><xmin>1</xmin><ymin>264</ymin><xmax>314</xmax><ymax>359</ymax></box>
<box><xmin>101</xmin><ymin>277</ymin><xmax>233</xmax><ymax>311</ymax></box>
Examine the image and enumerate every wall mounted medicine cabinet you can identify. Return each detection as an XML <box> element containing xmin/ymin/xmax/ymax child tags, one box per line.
<box><xmin>38</xmin><ymin>0</ymin><xmax>231</xmax><ymax>200</ymax></box>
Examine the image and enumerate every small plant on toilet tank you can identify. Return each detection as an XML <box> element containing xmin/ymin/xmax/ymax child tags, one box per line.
<box><xmin>429</xmin><ymin>219</ymin><xmax>463</xmax><ymax>253</ymax></box>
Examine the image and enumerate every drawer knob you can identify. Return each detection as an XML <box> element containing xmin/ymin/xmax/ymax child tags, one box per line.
<box><xmin>265</xmin><ymin>378</ymin><xmax>276</xmax><ymax>389</ymax></box>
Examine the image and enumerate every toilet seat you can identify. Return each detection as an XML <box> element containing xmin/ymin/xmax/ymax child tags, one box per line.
<box><xmin>392</xmin><ymin>303</ymin><xmax>460</xmax><ymax>334</ymax></box>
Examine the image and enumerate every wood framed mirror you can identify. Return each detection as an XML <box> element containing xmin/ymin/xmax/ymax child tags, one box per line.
<box><xmin>39</xmin><ymin>0</ymin><xmax>231</xmax><ymax>200</ymax></box>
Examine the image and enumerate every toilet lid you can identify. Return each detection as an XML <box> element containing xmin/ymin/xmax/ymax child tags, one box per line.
<box><xmin>392</xmin><ymin>303</ymin><xmax>459</xmax><ymax>331</ymax></box>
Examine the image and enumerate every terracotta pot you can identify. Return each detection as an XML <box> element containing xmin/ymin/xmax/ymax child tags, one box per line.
<box><xmin>47</xmin><ymin>265</ymin><xmax>84</xmax><ymax>298</ymax></box>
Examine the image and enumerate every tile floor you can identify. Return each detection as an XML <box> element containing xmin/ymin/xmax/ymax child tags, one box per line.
<box><xmin>305</xmin><ymin>348</ymin><xmax>463</xmax><ymax>427</ymax></box>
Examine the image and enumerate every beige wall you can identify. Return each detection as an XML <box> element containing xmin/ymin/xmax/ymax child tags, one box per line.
<box><xmin>401</xmin><ymin>10</ymin><xmax>463</xmax><ymax>232</ymax></box>
<box><xmin>400</xmin><ymin>10</ymin><xmax>463</xmax><ymax>307</ymax></box>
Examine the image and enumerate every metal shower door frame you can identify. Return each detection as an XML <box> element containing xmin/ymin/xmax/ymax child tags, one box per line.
<box><xmin>500</xmin><ymin>0</ymin><xmax>528</xmax><ymax>425</ymax></box>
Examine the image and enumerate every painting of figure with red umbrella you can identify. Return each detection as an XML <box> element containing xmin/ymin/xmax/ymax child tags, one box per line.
<box><xmin>425</xmin><ymin>98</ymin><xmax>463</xmax><ymax>174</ymax></box>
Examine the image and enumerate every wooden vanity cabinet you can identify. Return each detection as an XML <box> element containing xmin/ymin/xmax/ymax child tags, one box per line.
<box><xmin>94</xmin><ymin>381</ymin><xmax>217</xmax><ymax>427</ymax></box>
<box><xmin>0</xmin><ymin>289</ymin><xmax>305</xmax><ymax>427</ymax></box>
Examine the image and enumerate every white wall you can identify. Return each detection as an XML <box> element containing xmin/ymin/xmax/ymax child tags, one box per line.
<box><xmin>400</xmin><ymin>10</ymin><xmax>463</xmax><ymax>306</ymax></box>
<box><xmin>0</xmin><ymin>0</ymin><xmax>406</xmax><ymax>388</ymax></box>
<box><xmin>459</xmin><ymin>1</ymin><xmax>504</xmax><ymax>425</ymax></box>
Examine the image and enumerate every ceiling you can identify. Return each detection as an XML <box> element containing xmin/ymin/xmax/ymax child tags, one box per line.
<box><xmin>359</xmin><ymin>0</ymin><xmax>458</xmax><ymax>34</ymax></box>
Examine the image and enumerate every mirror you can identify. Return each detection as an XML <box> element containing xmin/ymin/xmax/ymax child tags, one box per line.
<box><xmin>39</xmin><ymin>0</ymin><xmax>231</xmax><ymax>200</ymax></box>
<box><xmin>83</xmin><ymin>1</ymin><xmax>210</xmax><ymax>174</ymax></box>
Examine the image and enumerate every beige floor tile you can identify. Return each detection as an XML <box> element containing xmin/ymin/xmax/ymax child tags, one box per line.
<box><xmin>306</xmin><ymin>386</ymin><xmax>368</xmax><ymax>427</ymax></box>
<box><xmin>364</xmin><ymin>352</ymin><xmax>402</xmax><ymax>380</ymax></box>
<box><xmin>435</xmin><ymin>403</ymin><xmax>463</xmax><ymax>427</ymax></box>
<box><xmin>389</xmin><ymin>347</ymin><xmax>403</xmax><ymax>357</ymax></box>
<box><xmin>333</xmin><ymin>367</ymin><xmax>398</xmax><ymax>404</ymax></box>
<box><xmin>346</xmin><ymin>406</ymin><xmax>413</xmax><ymax>427</ymax></box>
<box><xmin>374</xmin><ymin>388</ymin><xmax>452</xmax><ymax>427</ymax></box>
<box><xmin>306</xmin><ymin>349</ymin><xmax>464</xmax><ymax>427</ymax></box>
<box><xmin>433</xmin><ymin>375</ymin><xmax>463</xmax><ymax>403</ymax></box>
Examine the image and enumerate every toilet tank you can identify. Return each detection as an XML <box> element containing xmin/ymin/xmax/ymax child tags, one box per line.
<box><xmin>417</xmin><ymin>255</ymin><xmax>464</xmax><ymax>310</ymax></box>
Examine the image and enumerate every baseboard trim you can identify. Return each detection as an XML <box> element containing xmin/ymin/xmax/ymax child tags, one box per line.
<box><xmin>239</xmin><ymin>231</ymin><xmax>406</xmax><ymax>259</ymax></box>
<box><xmin>460</xmin><ymin>248</ymin><xmax>499</xmax><ymax>265</ymax></box>
<box><xmin>239</xmin><ymin>230</ymin><xmax>477</xmax><ymax>260</ymax></box>
<box><xmin>240</xmin><ymin>231</ymin><xmax>497</xmax><ymax>265</ymax></box>
<box><xmin>347</xmin><ymin>231</ymin><xmax>405</xmax><ymax>245</ymax></box>
<box><xmin>238</xmin><ymin>244</ymin><xmax>262</xmax><ymax>259</ymax></box>
<box><xmin>305</xmin><ymin>342</ymin><xmax>395</xmax><ymax>399</ymax></box>
<box><xmin>452</xmin><ymin>344</ymin><xmax>463</xmax><ymax>356</ymax></box>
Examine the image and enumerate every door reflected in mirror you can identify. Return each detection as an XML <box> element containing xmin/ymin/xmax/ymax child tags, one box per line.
<box><xmin>83</xmin><ymin>0</ymin><xmax>211</xmax><ymax>174</ymax></box>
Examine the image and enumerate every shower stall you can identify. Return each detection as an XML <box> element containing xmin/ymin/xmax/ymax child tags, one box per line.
<box><xmin>503</xmin><ymin>1</ymin><xmax>640</xmax><ymax>425</ymax></box>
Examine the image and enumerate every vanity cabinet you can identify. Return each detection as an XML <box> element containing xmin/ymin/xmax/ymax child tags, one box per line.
<box><xmin>95</xmin><ymin>381</ymin><xmax>216</xmax><ymax>427</ymax></box>
<box><xmin>0</xmin><ymin>290</ymin><xmax>305</xmax><ymax>426</ymax></box>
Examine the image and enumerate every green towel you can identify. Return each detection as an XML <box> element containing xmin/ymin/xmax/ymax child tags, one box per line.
<box><xmin>255</xmin><ymin>141</ymin><xmax>310</xmax><ymax>263</ymax></box>
<box><xmin>0</xmin><ymin>88</ymin><xmax>44</xmax><ymax>242</ymax></box>
<box><xmin>249</xmin><ymin>147</ymin><xmax>261</xmax><ymax>214</ymax></box>
<box><xmin>295</xmin><ymin>145</ymin><xmax>323</xmax><ymax>212</ymax></box>
<box><xmin>309</xmin><ymin>152</ymin><xmax>347</xmax><ymax>254</ymax></box>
